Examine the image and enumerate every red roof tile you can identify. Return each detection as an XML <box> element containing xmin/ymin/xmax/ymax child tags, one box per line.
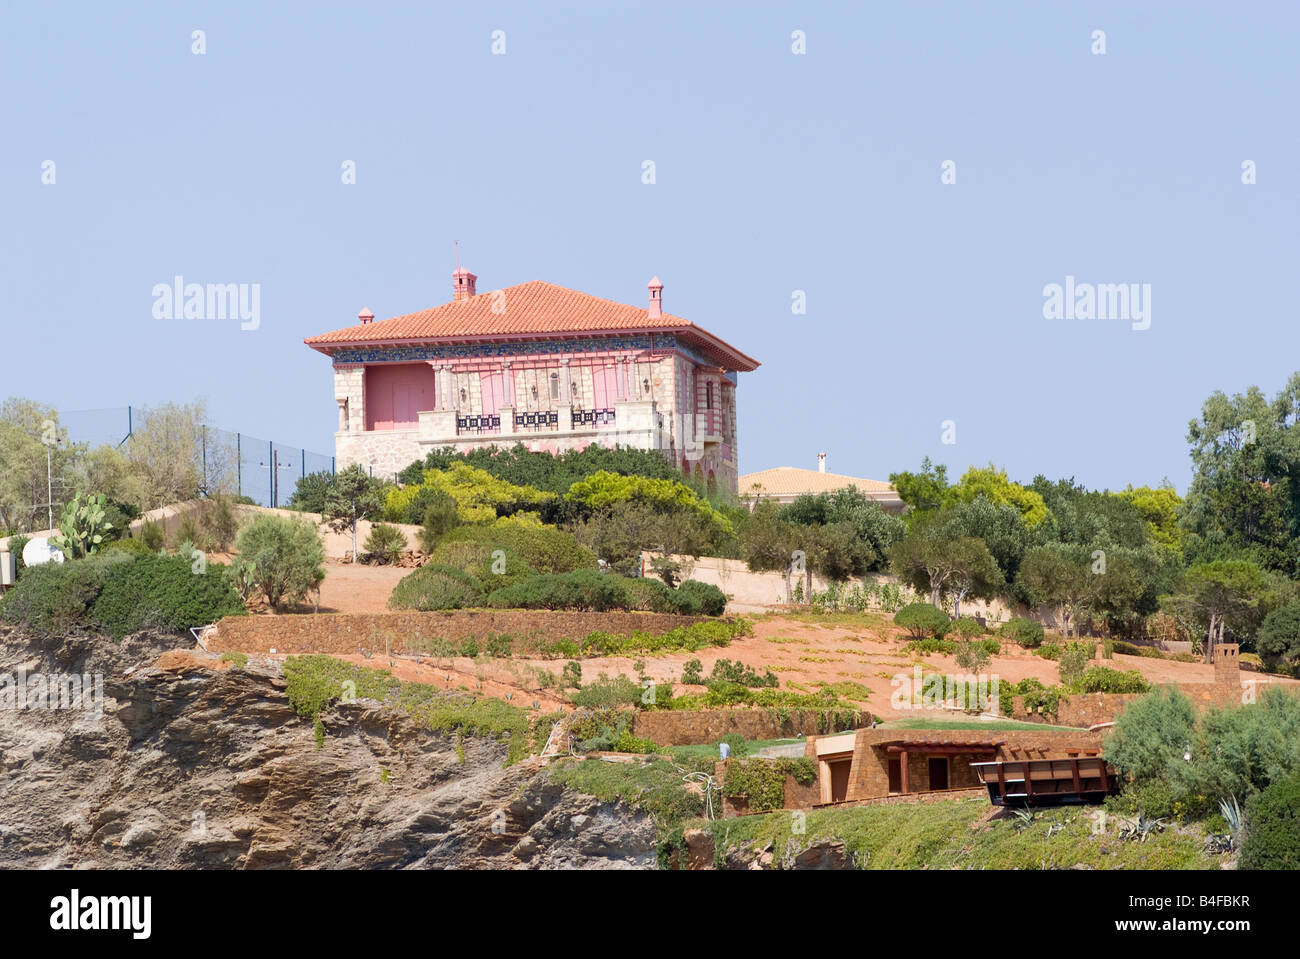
<box><xmin>304</xmin><ymin>280</ymin><xmax>758</xmax><ymax>371</ymax></box>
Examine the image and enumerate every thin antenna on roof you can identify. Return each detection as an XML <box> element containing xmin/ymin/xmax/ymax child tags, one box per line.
<box><xmin>455</xmin><ymin>241</ymin><xmax>460</xmax><ymax>269</ymax></box>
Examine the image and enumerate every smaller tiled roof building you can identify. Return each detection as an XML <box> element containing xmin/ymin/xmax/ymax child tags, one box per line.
<box><xmin>739</xmin><ymin>456</ymin><xmax>903</xmax><ymax>512</ymax></box>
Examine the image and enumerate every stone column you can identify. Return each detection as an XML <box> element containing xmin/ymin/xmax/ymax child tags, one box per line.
<box><xmin>336</xmin><ymin>398</ymin><xmax>349</xmax><ymax>432</ymax></box>
<box><xmin>616</xmin><ymin>357</ymin><xmax>628</xmax><ymax>401</ymax></box>
<box><xmin>557</xmin><ymin>358</ymin><xmax>572</xmax><ymax>429</ymax></box>
<box><xmin>428</xmin><ymin>362</ymin><xmax>441</xmax><ymax>410</ymax></box>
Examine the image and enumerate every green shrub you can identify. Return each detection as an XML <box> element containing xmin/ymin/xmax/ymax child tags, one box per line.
<box><xmin>561</xmin><ymin>660</ymin><xmax>583</xmax><ymax>689</ymax></box>
<box><xmin>1036</xmin><ymin>642</ymin><xmax>1062</xmax><ymax>661</ymax></box>
<box><xmin>415</xmin><ymin>491</ymin><xmax>461</xmax><ymax>551</ymax></box>
<box><xmin>104</xmin><ymin>537</ymin><xmax>151</xmax><ymax>556</ymax></box>
<box><xmin>894</xmin><ymin>602</ymin><xmax>951</xmax><ymax>639</ymax></box>
<box><xmin>425</xmin><ymin>539</ymin><xmax>536</xmax><ymax>592</ymax></box>
<box><xmin>440</xmin><ymin>523</ymin><xmax>596</xmax><ymax>574</ymax></box>
<box><xmin>93</xmin><ymin>552</ymin><xmax>246</xmax><ymax>639</ymax></box>
<box><xmin>363</xmin><ymin>523</ymin><xmax>408</xmax><ymax>564</ymax></box>
<box><xmin>625</xmin><ymin>576</ymin><xmax>675</xmax><ymax>613</ymax></box>
<box><xmin>172</xmin><ymin>512</ymin><xmax>207</xmax><ymax>552</ymax></box>
<box><xmin>954</xmin><ymin>640</ymin><xmax>990</xmax><ymax>671</ymax></box>
<box><xmin>674</xmin><ymin>579</ymin><xmax>727</xmax><ymax>616</ymax></box>
<box><xmin>0</xmin><ymin>554</ymin><xmax>121</xmax><ymax>637</ymax></box>
<box><xmin>1240</xmin><ymin>769</ymin><xmax>1300</xmax><ymax>869</ymax></box>
<box><xmin>1256</xmin><ymin>603</ymin><xmax>1300</xmax><ymax>670</ymax></box>
<box><xmin>388</xmin><ymin>563</ymin><xmax>485</xmax><ymax>611</ymax></box>
<box><xmin>906</xmin><ymin>636</ymin><xmax>956</xmax><ymax>655</ymax></box>
<box><xmin>1077</xmin><ymin>666</ymin><xmax>1150</xmax><ymax>694</ymax></box>
<box><xmin>680</xmin><ymin>658</ymin><xmax>703</xmax><ymax>685</ymax></box>
<box><xmin>1000</xmin><ymin>617</ymin><xmax>1044</xmax><ymax>648</ymax></box>
<box><xmin>6</xmin><ymin>534</ymin><xmax>30</xmax><ymax>575</ymax></box>
<box><xmin>233</xmin><ymin>514</ymin><xmax>326</xmax><ymax>611</ymax></box>
<box><xmin>707</xmin><ymin>658</ymin><xmax>778</xmax><ymax>688</ymax></box>
<box><xmin>950</xmin><ymin>616</ymin><xmax>986</xmax><ymax>639</ymax></box>
<box><xmin>486</xmin><ymin>569</ymin><xmax>633</xmax><ymax>612</ymax></box>
<box><xmin>570</xmin><ymin>673</ymin><xmax>643</xmax><ymax>709</ymax></box>
<box><xmin>200</xmin><ymin>495</ymin><xmax>239</xmax><ymax>551</ymax></box>
<box><xmin>139</xmin><ymin>520</ymin><xmax>165</xmax><ymax>551</ymax></box>
<box><xmin>568</xmin><ymin>706</ymin><xmax>658</xmax><ymax>752</ymax></box>
<box><xmin>1058</xmin><ymin>645</ymin><xmax>1091</xmax><ymax>687</ymax></box>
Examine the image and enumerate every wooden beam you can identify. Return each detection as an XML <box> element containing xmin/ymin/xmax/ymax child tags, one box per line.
<box><xmin>899</xmin><ymin>749</ymin><xmax>909</xmax><ymax>794</ymax></box>
<box><xmin>1071</xmin><ymin>758</ymin><xmax>1082</xmax><ymax>795</ymax></box>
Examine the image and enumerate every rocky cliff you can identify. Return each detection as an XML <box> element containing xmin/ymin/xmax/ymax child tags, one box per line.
<box><xmin>0</xmin><ymin>625</ymin><xmax>659</xmax><ymax>869</ymax></box>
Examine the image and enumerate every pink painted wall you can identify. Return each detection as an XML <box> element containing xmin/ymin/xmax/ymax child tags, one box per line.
<box><xmin>480</xmin><ymin>370</ymin><xmax>505</xmax><ymax>415</ymax></box>
<box><xmin>365</xmin><ymin>363</ymin><xmax>437</xmax><ymax>431</ymax></box>
<box><xmin>591</xmin><ymin>364</ymin><xmax>618</xmax><ymax>408</ymax></box>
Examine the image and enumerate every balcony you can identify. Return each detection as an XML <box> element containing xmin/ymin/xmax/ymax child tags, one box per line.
<box><xmin>417</xmin><ymin>400</ymin><xmax>667</xmax><ymax>451</ymax></box>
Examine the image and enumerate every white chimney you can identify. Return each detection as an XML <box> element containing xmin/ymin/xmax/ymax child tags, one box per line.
<box><xmin>817</xmin><ymin>452</ymin><xmax>826</xmax><ymax>473</ymax></box>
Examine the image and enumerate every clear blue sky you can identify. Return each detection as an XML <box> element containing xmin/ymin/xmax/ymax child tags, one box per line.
<box><xmin>3</xmin><ymin>2</ymin><xmax>1296</xmax><ymax>493</ymax></box>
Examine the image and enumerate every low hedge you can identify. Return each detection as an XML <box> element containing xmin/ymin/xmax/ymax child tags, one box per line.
<box><xmin>486</xmin><ymin>568</ymin><xmax>633</xmax><ymax>612</ymax></box>
<box><xmin>388</xmin><ymin>563</ymin><xmax>484</xmax><ymax>611</ymax></box>
<box><xmin>483</xmin><ymin>570</ymin><xmax>727</xmax><ymax>616</ymax></box>
<box><xmin>0</xmin><ymin>551</ymin><xmax>246</xmax><ymax>639</ymax></box>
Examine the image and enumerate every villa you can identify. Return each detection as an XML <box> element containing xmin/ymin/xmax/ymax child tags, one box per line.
<box><xmin>305</xmin><ymin>269</ymin><xmax>759</xmax><ymax>491</ymax></box>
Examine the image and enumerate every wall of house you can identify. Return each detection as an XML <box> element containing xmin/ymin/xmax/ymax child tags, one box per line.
<box><xmin>805</xmin><ymin>726</ymin><xmax>1107</xmax><ymax>805</ymax></box>
<box><xmin>331</xmin><ymin>348</ymin><xmax>744</xmax><ymax>492</ymax></box>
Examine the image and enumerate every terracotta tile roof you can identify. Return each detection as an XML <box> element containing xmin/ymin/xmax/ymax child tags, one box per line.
<box><xmin>738</xmin><ymin>467</ymin><xmax>900</xmax><ymax>499</ymax></box>
<box><xmin>305</xmin><ymin>279</ymin><xmax>759</xmax><ymax>371</ymax></box>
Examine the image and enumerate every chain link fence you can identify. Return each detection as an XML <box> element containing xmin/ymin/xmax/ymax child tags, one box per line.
<box><xmin>58</xmin><ymin>406</ymin><xmax>334</xmax><ymax>509</ymax></box>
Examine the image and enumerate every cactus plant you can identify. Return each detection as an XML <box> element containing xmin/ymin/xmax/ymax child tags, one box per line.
<box><xmin>51</xmin><ymin>492</ymin><xmax>114</xmax><ymax>559</ymax></box>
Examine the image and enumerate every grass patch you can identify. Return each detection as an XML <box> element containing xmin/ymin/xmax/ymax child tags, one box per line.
<box><xmin>696</xmin><ymin>799</ymin><xmax>1218</xmax><ymax>870</ymax></box>
<box><xmin>547</xmin><ymin>757</ymin><xmax>707</xmax><ymax>830</ymax></box>
<box><xmin>282</xmin><ymin>654</ymin><xmax>534</xmax><ymax>762</ymax></box>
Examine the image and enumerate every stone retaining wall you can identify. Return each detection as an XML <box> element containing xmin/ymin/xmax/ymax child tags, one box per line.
<box><xmin>210</xmin><ymin>610</ymin><xmax>709</xmax><ymax>654</ymax></box>
<box><xmin>631</xmin><ymin>708</ymin><xmax>865</xmax><ymax>746</ymax></box>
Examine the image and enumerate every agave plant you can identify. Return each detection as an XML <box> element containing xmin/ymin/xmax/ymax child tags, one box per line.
<box><xmin>1117</xmin><ymin>808</ymin><xmax>1168</xmax><ymax>842</ymax></box>
<box><xmin>1011</xmin><ymin>807</ymin><xmax>1036</xmax><ymax>831</ymax></box>
<box><xmin>1214</xmin><ymin>795</ymin><xmax>1244</xmax><ymax>851</ymax></box>
<box><xmin>51</xmin><ymin>492</ymin><xmax>114</xmax><ymax>559</ymax></box>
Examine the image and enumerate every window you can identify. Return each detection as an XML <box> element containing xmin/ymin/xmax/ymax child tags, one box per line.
<box><xmin>706</xmin><ymin>381</ymin><xmax>714</xmax><ymax>410</ymax></box>
<box><xmin>550</xmin><ymin>373</ymin><xmax>559</xmax><ymax>399</ymax></box>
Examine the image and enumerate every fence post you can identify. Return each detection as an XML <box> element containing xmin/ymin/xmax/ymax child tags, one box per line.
<box><xmin>201</xmin><ymin>425</ymin><xmax>207</xmax><ymax>497</ymax></box>
<box><xmin>237</xmin><ymin>432</ymin><xmax>242</xmax><ymax>499</ymax></box>
<box><xmin>268</xmin><ymin>440</ymin><xmax>273</xmax><ymax>508</ymax></box>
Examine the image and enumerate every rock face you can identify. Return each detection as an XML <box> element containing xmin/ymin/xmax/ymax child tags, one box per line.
<box><xmin>0</xmin><ymin>625</ymin><xmax>657</xmax><ymax>869</ymax></box>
